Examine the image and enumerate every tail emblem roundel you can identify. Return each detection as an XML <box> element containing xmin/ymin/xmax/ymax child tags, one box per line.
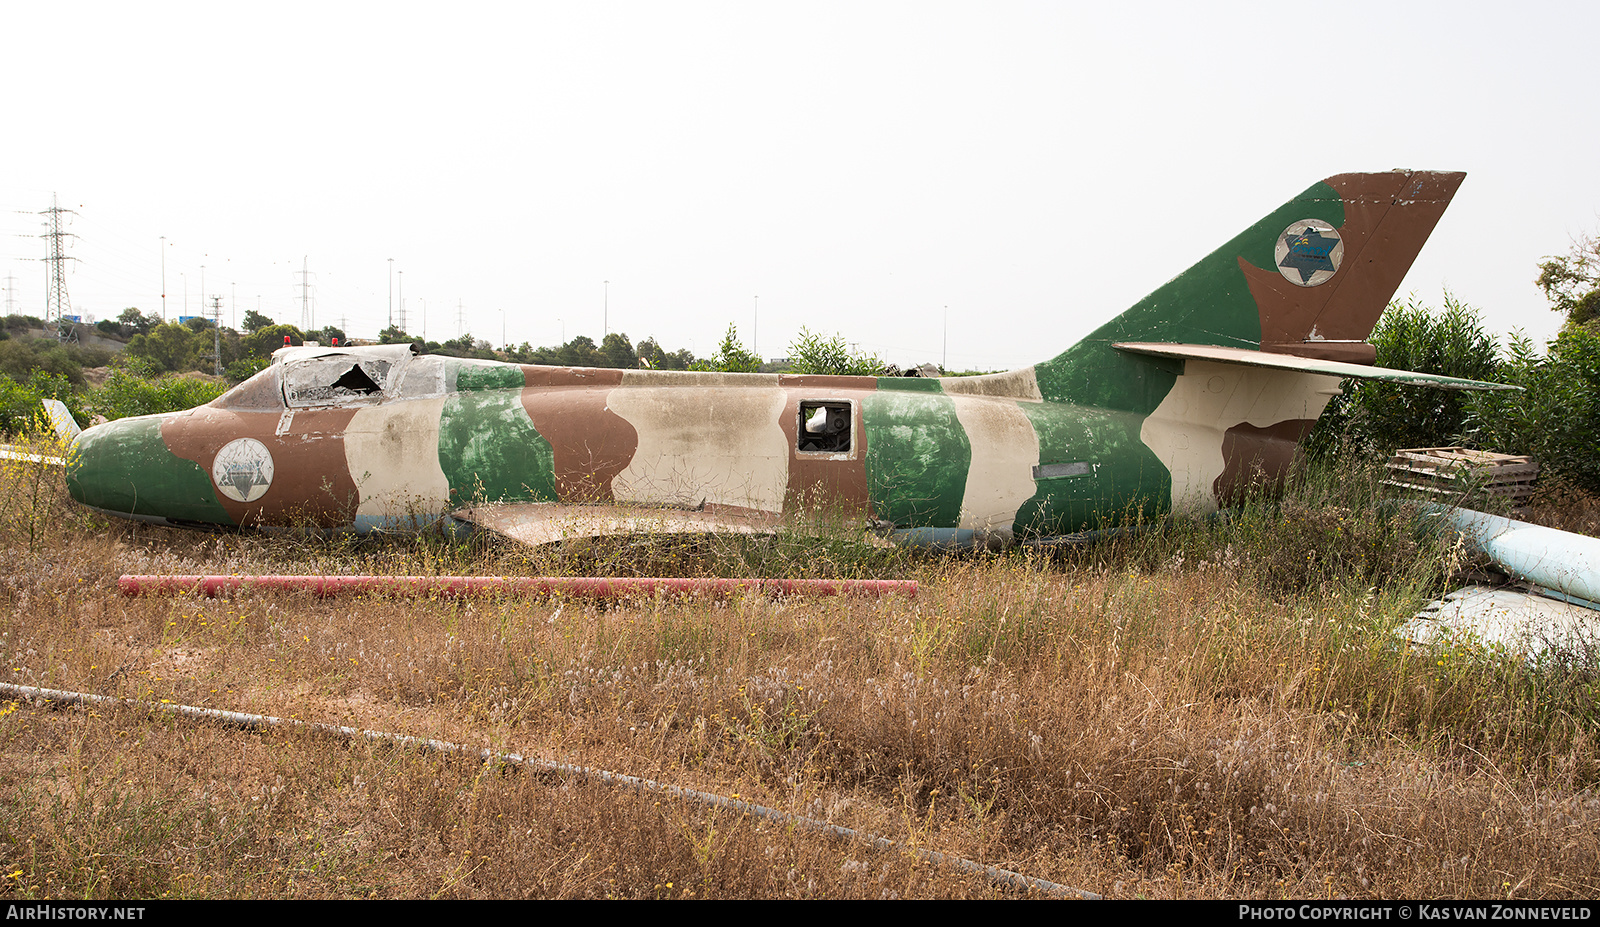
<box><xmin>1275</xmin><ymin>219</ymin><xmax>1344</xmax><ymax>287</ymax></box>
<box><xmin>212</xmin><ymin>437</ymin><xmax>275</xmax><ymax>503</ymax></box>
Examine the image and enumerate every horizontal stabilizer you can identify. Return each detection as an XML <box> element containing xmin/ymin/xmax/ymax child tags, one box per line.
<box><xmin>456</xmin><ymin>502</ymin><xmax>780</xmax><ymax>548</ymax></box>
<box><xmin>0</xmin><ymin>399</ymin><xmax>79</xmax><ymax>466</ymax></box>
<box><xmin>41</xmin><ymin>399</ymin><xmax>81</xmax><ymax>443</ymax></box>
<box><xmin>1113</xmin><ymin>342</ymin><xmax>1518</xmax><ymax>391</ymax></box>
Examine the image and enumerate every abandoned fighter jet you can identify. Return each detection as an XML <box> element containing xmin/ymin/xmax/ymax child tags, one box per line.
<box><xmin>64</xmin><ymin>170</ymin><xmax>1515</xmax><ymax>548</ymax></box>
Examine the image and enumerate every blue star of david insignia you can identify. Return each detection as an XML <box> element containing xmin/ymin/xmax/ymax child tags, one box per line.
<box><xmin>223</xmin><ymin>461</ymin><xmax>265</xmax><ymax>493</ymax></box>
<box><xmin>1278</xmin><ymin>226</ymin><xmax>1339</xmax><ymax>283</ymax></box>
<box><xmin>225</xmin><ymin>464</ymin><xmax>262</xmax><ymax>493</ymax></box>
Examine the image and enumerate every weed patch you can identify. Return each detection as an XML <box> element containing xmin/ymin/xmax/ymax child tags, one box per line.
<box><xmin>4</xmin><ymin>452</ymin><xmax>1600</xmax><ymax>897</ymax></box>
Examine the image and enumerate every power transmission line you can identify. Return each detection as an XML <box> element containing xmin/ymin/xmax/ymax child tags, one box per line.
<box><xmin>297</xmin><ymin>256</ymin><xmax>314</xmax><ymax>330</ymax></box>
<box><xmin>38</xmin><ymin>193</ymin><xmax>79</xmax><ymax>341</ymax></box>
<box><xmin>208</xmin><ymin>295</ymin><xmax>224</xmax><ymax>376</ymax></box>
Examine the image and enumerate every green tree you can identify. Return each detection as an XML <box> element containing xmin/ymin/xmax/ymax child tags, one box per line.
<box><xmin>0</xmin><ymin>370</ymin><xmax>85</xmax><ymax>435</ymax></box>
<box><xmin>116</xmin><ymin>307</ymin><xmax>158</xmax><ymax>337</ymax></box>
<box><xmin>241</xmin><ymin>309</ymin><xmax>275</xmax><ymax>334</ymax></box>
<box><xmin>787</xmin><ymin>327</ymin><xmax>886</xmax><ymax>376</ymax></box>
<box><xmin>4</xmin><ymin>314</ymin><xmax>46</xmax><ymax>335</ymax></box>
<box><xmin>1536</xmin><ymin>233</ymin><xmax>1600</xmax><ymax>332</ymax></box>
<box><xmin>557</xmin><ymin>336</ymin><xmax>603</xmax><ymax>367</ymax></box>
<box><xmin>429</xmin><ymin>333</ymin><xmax>496</xmax><ymax>360</ymax></box>
<box><xmin>0</xmin><ymin>339</ymin><xmax>84</xmax><ymax>385</ymax></box>
<box><xmin>636</xmin><ymin>337</ymin><xmax>664</xmax><ymax>369</ymax></box>
<box><xmin>635</xmin><ymin>337</ymin><xmax>697</xmax><ymax>370</ymax></box>
<box><xmin>85</xmin><ymin>369</ymin><xmax>228</xmax><ymax>422</ymax></box>
<box><xmin>378</xmin><ymin>325</ymin><xmax>415</xmax><ymax>345</ymax></box>
<box><xmin>225</xmin><ymin>356</ymin><xmax>271</xmax><ymax>382</ymax></box>
<box><xmin>125</xmin><ymin>322</ymin><xmax>204</xmax><ymax>375</ymax></box>
<box><xmin>599</xmin><ymin>332</ymin><xmax>638</xmax><ymax>369</ymax></box>
<box><xmin>246</xmin><ymin>324</ymin><xmax>307</xmax><ymax>359</ymax></box>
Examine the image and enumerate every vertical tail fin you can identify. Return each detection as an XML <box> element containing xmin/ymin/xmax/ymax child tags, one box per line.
<box><xmin>1251</xmin><ymin>170</ymin><xmax>1466</xmax><ymax>360</ymax></box>
<box><xmin>1035</xmin><ymin>170</ymin><xmax>1466</xmax><ymax>409</ymax></box>
<box><xmin>42</xmin><ymin>399</ymin><xmax>82</xmax><ymax>444</ymax></box>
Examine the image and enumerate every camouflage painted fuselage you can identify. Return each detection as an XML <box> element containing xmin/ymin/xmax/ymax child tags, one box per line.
<box><xmin>68</xmin><ymin>357</ymin><xmax>1195</xmax><ymax>543</ymax></box>
<box><xmin>65</xmin><ymin>170</ymin><xmax>1472</xmax><ymax>543</ymax></box>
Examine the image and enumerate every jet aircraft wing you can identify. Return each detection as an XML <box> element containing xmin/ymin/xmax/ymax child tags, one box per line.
<box><xmin>1113</xmin><ymin>342</ymin><xmax>1520</xmax><ymax>391</ymax></box>
<box><xmin>455</xmin><ymin>502</ymin><xmax>782</xmax><ymax>548</ymax></box>
<box><xmin>0</xmin><ymin>446</ymin><xmax>66</xmax><ymax>466</ymax></box>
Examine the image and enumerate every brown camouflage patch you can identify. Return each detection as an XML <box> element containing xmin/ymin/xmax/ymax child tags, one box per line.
<box><xmin>1212</xmin><ymin>418</ymin><xmax>1318</xmax><ymax>506</ymax></box>
<box><xmin>162</xmin><ymin>405</ymin><xmax>361</xmax><ymax>528</ymax></box>
<box><xmin>1246</xmin><ymin>171</ymin><xmax>1465</xmax><ymax>352</ymax></box>
<box><xmin>519</xmin><ymin>368</ymin><xmax>638</xmax><ymax>503</ymax></box>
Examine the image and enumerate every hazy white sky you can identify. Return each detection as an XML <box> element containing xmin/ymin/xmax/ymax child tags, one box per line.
<box><xmin>4</xmin><ymin>1</ymin><xmax>1597</xmax><ymax>371</ymax></box>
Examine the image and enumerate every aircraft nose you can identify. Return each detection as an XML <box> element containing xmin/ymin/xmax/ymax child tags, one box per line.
<box><xmin>66</xmin><ymin>415</ymin><xmax>232</xmax><ymax>525</ymax></box>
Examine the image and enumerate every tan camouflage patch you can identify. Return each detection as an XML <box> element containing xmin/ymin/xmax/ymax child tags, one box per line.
<box><xmin>345</xmin><ymin>397</ymin><xmax>452</xmax><ymax>527</ymax></box>
<box><xmin>1140</xmin><ymin>360</ymin><xmax>1337</xmax><ymax>512</ymax></box>
<box><xmin>949</xmin><ymin>395</ymin><xmax>1040</xmax><ymax>535</ymax></box>
<box><xmin>607</xmin><ymin>383</ymin><xmax>791</xmax><ymax>513</ymax></box>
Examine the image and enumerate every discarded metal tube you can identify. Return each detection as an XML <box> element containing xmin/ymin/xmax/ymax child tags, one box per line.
<box><xmin>1432</xmin><ymin>507</ymin><xmax>1600</xmax><ymax>607</ymax></box>
<box><xmin>117</xmin><ymin>574</ymin><xmax>918</xmax><ymax>599</ymax></box>
<box><xmin>0</xmin><ymin>681</ymin><xmax>1089</xmax><ymax>899</ymax></box>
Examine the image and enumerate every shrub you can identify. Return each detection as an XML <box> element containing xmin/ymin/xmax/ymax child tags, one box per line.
<box><xmin>786</xmin><ymin>328</ymin><xmax>886</xmax><ymax>376</ymax></box>
<box><xmin>692</xmin><ymin>324</ymin><xmax>762</xmax><ymax>373</ymax></box>
<box><xmin>0</xmin><ymin>371</ymin><xmax>86</xmax><ymax>436</ymax></box>
<box><xmin>84</xmin><ymin>369</ymin><xmax>227</xmax><ymax>421</ymax></box>
<box><xmin>1308</xmin><ymin>295</ymin><xmax>1500</xmax><ymax>456</ymax></box>
<box><xmin>1466</xmin><ymin>327</ymin><xmax>1600</xmax><ymax>494</ymax></box>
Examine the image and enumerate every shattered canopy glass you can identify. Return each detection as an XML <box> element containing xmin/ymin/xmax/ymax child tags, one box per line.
<box><xmin>282</xmin><ymin>355</ymin><xmax>395</xmax><ymax>407</ymax></box>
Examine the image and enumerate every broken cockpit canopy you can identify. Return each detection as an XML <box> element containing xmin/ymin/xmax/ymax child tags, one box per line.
<box><xmin>213</xmin><ymin>343</ymin><xmax>426</xmax><ymax>411</ymax></box>
<box><xmin>282</xmin><ymin>350</ymin><xmax>403</xmax><ymax>407</ymax></box>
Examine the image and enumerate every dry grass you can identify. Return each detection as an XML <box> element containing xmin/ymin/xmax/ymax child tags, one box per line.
<box><xmin>3</xmin><ymin>450</ymin><xmax>1600</xmax><ymax>899</ymax></box>
<box><xmin>1522</xmin><ymin>477</ymin><xmax>1600</xmax><ymax>538</ymax></box>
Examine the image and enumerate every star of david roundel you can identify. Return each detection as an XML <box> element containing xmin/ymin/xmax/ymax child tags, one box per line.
<box><xmin>211</xmin><ymin>437</ymin><xmax>275</xmax><ymax>503</ymax></box>
<box><xmin>1275</xmin><ymin>219</ymin><xmax>1344</xmax><ymax>287</ymax></box>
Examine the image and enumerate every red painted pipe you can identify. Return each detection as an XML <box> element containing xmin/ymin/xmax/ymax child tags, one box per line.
<box><xmin>118</xmin><ymin>574</ymin><xmax>917</xmax><ymax>599</ymax></box>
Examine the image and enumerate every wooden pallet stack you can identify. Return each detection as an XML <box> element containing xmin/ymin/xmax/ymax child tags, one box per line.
<box><xmin>1382</xmin><ymin>447</ymin><xmax>1540</xmax><ymax>511</ymax></box>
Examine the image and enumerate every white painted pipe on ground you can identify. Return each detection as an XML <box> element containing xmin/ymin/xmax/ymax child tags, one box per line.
<box><xmin>1431</xmin><ymin>506</ymin><xmax>1600</xmax><ymax>608</ymax></box>
<box><xmin>0</xmin><ymin>681</ymin><xmax>1095</xmax><ymax>899</ymax></box>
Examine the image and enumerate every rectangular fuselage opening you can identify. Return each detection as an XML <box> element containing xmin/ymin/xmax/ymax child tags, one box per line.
<box><xmin>798</xmin><ymin>400</ymin><xmax>853</xmax><ymax>454</ymax></box>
